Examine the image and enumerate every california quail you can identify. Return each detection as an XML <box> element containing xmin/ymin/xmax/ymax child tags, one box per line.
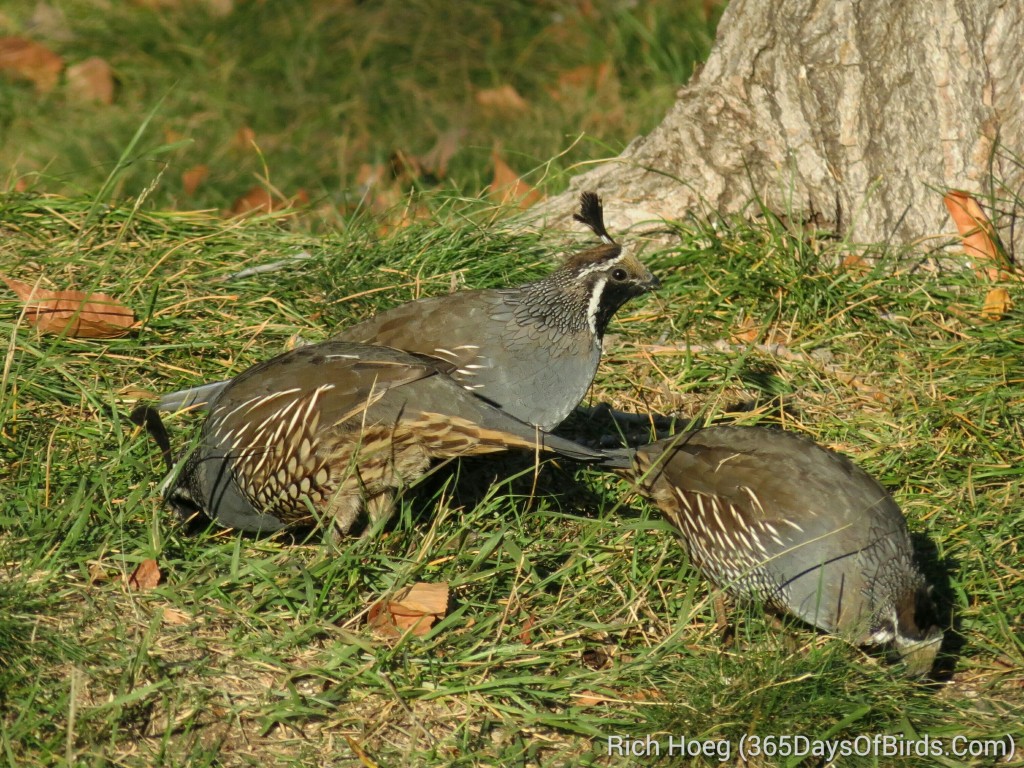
<box><xmin>157</xmin><ymin>192</ymin><xmax>658</xmax><ymax>431</ymax></box>
<box><xmin>164</xmin><ymin>340</ymin><xmax>609</xmax><ymax>538</ymax></box>
<box><xmin>604</xmin><ymin>426</ymin><xmax>943</xmax><ymax>676</ymax></box>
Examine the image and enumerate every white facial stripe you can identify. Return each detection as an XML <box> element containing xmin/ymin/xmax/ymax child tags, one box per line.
<box><xmin>574</xmin><ymin>250</ymin><xmax>628</xmax><ymax>280</ymax></box>
<box><xmin>586</xmin><ymin>276</ymin><xmax>608</xmax><ymax>335</ymax></box>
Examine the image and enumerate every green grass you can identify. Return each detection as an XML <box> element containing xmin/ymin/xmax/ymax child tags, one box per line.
<box><xmin>2</xmin><ymin>1</ymin><xmax>1024</xmax><ymax>766</ymax></box>
<box><xmin>2</xmin><ymin>192</ymin><xmax>1023</xmax><ymax>767</ymax></box>
<box><xmin>0</xmin><ymin>0</ymin><xmax>718</xmax><ymax>213</ymax></box>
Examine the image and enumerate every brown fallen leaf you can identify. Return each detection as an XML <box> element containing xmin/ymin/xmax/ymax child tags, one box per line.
<box><xmin>350</xmin><ymin>161</ymin><xmax>434</xmax><ymax>233</ymax></box>
<box><xmin>475</xmin><ymin>84</ymin><xmax>528</xmax><ymax>113</ymax></box>
<box><xmin>729</xmin><ymin>315</ymin><xmax>760</xmax><ymax>344</ymax></box>
<box><xmin>65</xmin><ymin>56</ymin><xmax>115</xmax><ymax>104</ymax></box>
<box><xmin>230</xmin><ymin>186</ymin><xmax>275</xmax><ymax>215</ymax></box>
<box><xmin>229</xmin><ymin>186</ymin><xmax>308</xmax><ymax>217</ymax></box>
<box><xmin>574</xmin><ymin>690</ymin><xmax>607</xmax><ymax>707</ymax></box>
<box><xmin>557</xmin><ymin>61</ymin><xmax>611</xmax><ymax>90</ymax></box>
<box><xmin>0</xmin><ymin>37</ymin><xmax>63</xmax><ymax>93</ymax></box>
<box><xmin>518</xmin><ymin>613</ymin><xmax>536</xmax><ymax>644</ymax></box>
<box><xmin>388</xmin><ymin>149</ymin><xmax>426</xmax><ymax>185</ymax></box>
<box><xmin>943</xmin><ymin>190</ymin><xmax>1012</xmax><ymax>280</ymax></box>
<box><xmin>88</xmin><ymin>562</ymin><xmax>111</xmax><ymax>584</ymax></box>
<box><xmin>729</xmin><ymin>316</ymin><xmax>791</xmax><ymax>347</ymax></box>
<box><xmin>489</xmin><ymin>150</ymin><xmax>543</xmax><ymax>209</ymax></box>
<box><xmin>367</xmin><ymin>582</ymin><xmax>449</xmax><ymax>637</ymax></box>
<box><xmin>839</xmin><ymin>253</ymin><xmax>869</xmax><ymax>273</ymax></box>
<box><xmin>161</xmin><ymin>606</ymin><xmax>192</xmax><ymax>625</ymax></box>
<box><xmin>981</xmin><ymin>286</ymin><xmax>1012</xmax><ymax>321</ymax></box>
<box><xmin>3</xmin><ymin>275</ymin><xmax>135</xmax><ymax>338</ymax></box>
<box><xmin>581</xmin><ymin>646</ymin><xmax>613</xmax><ymax>670</ymax></box>
<box><xmin>163</xmin><ymin>127</ymin><xmax>185</xmax><ymax>145</ymax></box>
<box><xmin>418</xmin><ymin>128</ymin><xmax>464</xmax><ymax>180</ymax></box>
<box><xmin>127</xmin><ymin>558</ymin><xmax>161</xmax><ymax>591</ymax></box>
<box><xmin>233</xmin><ymin>125</ymin><xmax>256</xmax><ymax>151</ymax></box>
<box><xmin>28</xmin><ymin>3</ymin><xmax>74</xmax><ymax>43</ymax></box>
<box><xmin>145</xmin><ymin>0</ymin><xmax>232</xmax><ymax>13</ymax></box>
<box><xmin>181</xmin><ymin>164</ymin><xmax>209</xmax><ymax>197</ymax></box>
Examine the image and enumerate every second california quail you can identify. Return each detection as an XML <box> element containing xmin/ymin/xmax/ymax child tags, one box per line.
<box><xmin>164</xmin><ymin>340</ymin><xmax>608</xmax><ymax>538</ymax></box>
<box><xmin>156</xmin><ymin>192</ymin><xmax>658</xmax><ymax>431</ymax></box>
<box><xmin>604</xmin><ymin>426</ymin><xmax>943</xmax><ymax>676</ymax></box>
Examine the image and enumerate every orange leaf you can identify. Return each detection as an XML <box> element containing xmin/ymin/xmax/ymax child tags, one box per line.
<box><xmin>418</xmin><ymin>128</ymin><xmax>464</xmax><ymax>179</ymax></box>
<box><xmin>65</xmin><ymin>56</ymin><xmax>115</xmax><ymax>104</ymax></box>
<box><xmin>145</xmin><ymin>0</ymin><xmax>234</xmax><ymax>14</ymax></box>
<box><xmin>475</xmin><ymin>84</ymin><xmax>528</xmax><ymax>113</ymax></box>
<box><xmin>729</xmin><ymin>315</ymin><xmax>759</xmax><ymax>344</ymax></box>
<box><xmin>557</xmin><ymin>61</ymin><xmax>611</xmax><ymax>90</ymax></box>
<box><xmin>230</xmin><ymin>186</ymin><xmax>274</xmax><ymax>215</ymax></box>
<box><xmin>127</xmin><ymin>558</ymin><xmax>161</xmax><ymax>591</ymax></box>
<box><xmin>233</xmin><ymin>125</ymin><xmax>256</xmax><ymax>151</ymax></box>
<box><xmin>943</xmin><ymin>190</ymin><xmax>1011</xmax><ymax>280</ymax></box>
<box><xmin>182</xmin><ymin>165</ymin><xmax>209</xmax><ymax>196</ymax></box>
<box><xmin>356</xmin><ymin>163</ymin><xmax>385</xmax><ymax>188</ymax></box>
<box><xmin>388</xmin><ymin>150</ymin><xmax>425</xmax><ymax>184</ymax></box>
<box><xmin>518</xmin><ymin>613</ymin><xmax>536</xmax><ymax>644</ymax></box>
<box><xmin>573</xmin><ymin>690</ymin><xmax>615</xmax><ymax>707</ymax></box>
<box><xmin>161</xmin><ymin>607</ymin><xmax>191</xmax><ymax>625</ymax></box>
<box><xmin>88</xmin><ymin>562</ymin><xmax>110</xmax><ymax>584</ymax></box>
<box><xmin>229</xmin><ymin>186</ymin><xmax>308</xmax><ymax>217</ymax></box>
<box><xmin>981</xmin><ymin>286</ymin><xmax>1012</xmax><ymax>321</ymax></box>
<box><xmin>489</xmin><ymin>150</ymin><xmax>543</xmax><ymax>209</ymax></box>
<box><xmin>3</xmin><ymin>276</ymin><xmax>135</xmax><ymax>338</ymax></box>
<box><xmin>840</xmin><ymin>253</ymin><xmax>869</xmax><ymax>273</ymax></box>
<box><xmin>0</xmin><ymin>37</ymin><xmax>63</xmax><ymax>93</ymax></box>
<box><xmin>367</xmin><ymin>582</ymin><xmax>449</xmax><ymax>637</ymax></box>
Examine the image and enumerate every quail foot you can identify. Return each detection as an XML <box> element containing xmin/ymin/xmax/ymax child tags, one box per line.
<box><xmin>157</xmin><ymin>192</ymin><xmax>659</xmax><ymax>431</ymax></box>
<box><xmin>604</xmin><ymin>426</ymin><xmax>944</xmax><ymax>676</ymax></box>
<box><xmin>163</xmin><ymin>340</ymin><xmax>609</xmax><ymax>539</ymax></box>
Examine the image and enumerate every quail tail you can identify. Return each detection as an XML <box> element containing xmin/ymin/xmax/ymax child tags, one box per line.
<box><xmin>595</xmin><ymin>445</ymin><xmax>639</xmax><ymax>470</ymax></box>
<box><xmin>156</xmin><ymin>380</ymin><xmax>230</xmax><ymax>412</ymax></box>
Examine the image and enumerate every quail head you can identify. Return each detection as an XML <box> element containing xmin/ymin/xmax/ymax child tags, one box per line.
<box><xmin>604</xmin><ymin>426</ymin><xmax>943</xmax><ymax>676</ymax></box>
<box><xmin>164</xmin><ymin>340</ymin><xmax>608</xmax><ymax>539</ymax></box>
<box><xmin>156</xmin><ymin>192</ymin><xmax>659</xmax><ymax>431</ymax></box>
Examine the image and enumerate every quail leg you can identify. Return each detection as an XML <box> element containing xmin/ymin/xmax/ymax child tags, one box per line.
<box><xmin>363</xmin><ymin>491</ymin><xmax>396</xmax><ymax>537</ymax></box>
<box><xmin>327</xmin><ymin>491</ymin><xmax>365</xmax><ymax>544</ymax></box>
<box><xmin>713</xmin><ymin>593</ymin><xmax>735</xmax><ymax>646</ymax></box>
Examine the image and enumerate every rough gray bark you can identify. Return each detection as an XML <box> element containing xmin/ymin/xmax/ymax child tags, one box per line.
<box><xmin>543</xmin><ymin>0</ymin><xmax>1024</xmax><ymax>258</ymax></box>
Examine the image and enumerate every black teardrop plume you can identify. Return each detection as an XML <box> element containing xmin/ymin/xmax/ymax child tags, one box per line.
<box><xmin>573</xmin><ymin>191</ymin><xmax>615</xmax><ymax>244</ymax></box>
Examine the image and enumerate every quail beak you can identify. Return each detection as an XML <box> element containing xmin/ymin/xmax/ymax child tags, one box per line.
<box><xmin>642</xmin><ymin>270</ymin><xmax>661</xmax><ymax>292</ymax></box>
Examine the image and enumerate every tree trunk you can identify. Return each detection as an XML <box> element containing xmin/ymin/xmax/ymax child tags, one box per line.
<box><xmin>543</xmin><ymin>0</ymin><xmax>1024</xmax><ymax>260</ymax></box>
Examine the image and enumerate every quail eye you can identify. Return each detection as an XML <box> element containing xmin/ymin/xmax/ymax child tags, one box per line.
<box><xmin>611</xmin><ymin>268</ymin><xmax>628</xmax><ymax>281</ymax></box>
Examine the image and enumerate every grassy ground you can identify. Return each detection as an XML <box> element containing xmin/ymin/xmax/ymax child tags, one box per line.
<box><xmin>0</xmin><ymin>0</ymin><xmax>715</xmax><ymax>213</ymax></box>
<box><xmin>2</xmin><ymin>1</ymin><xmax>1024</xmax><ymax>767</ymax></box>
<box><xmin>3</xmin><ymin>193</ymin><xmax>1023</xmax><ymax>767</ymax></box>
